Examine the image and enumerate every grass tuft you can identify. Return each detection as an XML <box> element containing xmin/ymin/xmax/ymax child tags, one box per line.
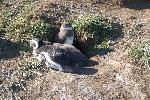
<box><xmin>73</xmin><ymin>15</ymin><xmax>122</xmax><ymax>55</ymax></box>
<box><xmin>0</xmin><ymin>0</ymin><xmax>55</xmax><ymax>42</ymax></box>
<box><xmin>130</xmin><ymin>40</ymin><xmax>150</xmax><ymax>66</ymax></box>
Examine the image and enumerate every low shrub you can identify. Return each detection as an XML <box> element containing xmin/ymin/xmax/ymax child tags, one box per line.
<box><xmin>0</xmin><ymin>0</ymin><xmax>55</xmax><ymax>42</ymax></box>
<box><xmin>130</xmin><ymin>40</ymin><xmax>150</xmax><ymax>66</ymax></box>
<box><xmin>73</xmin><ymin>15</ymin><xmax>122</xmax><ymax>54</ymax></box>
<box><xmin>27</xmin><ymin>20</ymin><xmax>54</xmax><ymax>40</ymax></box>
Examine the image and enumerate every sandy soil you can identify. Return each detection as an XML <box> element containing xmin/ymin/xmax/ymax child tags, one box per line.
<box><xmin>0</xmin><ymin>0</ymin><xmax>150</xmax><ymax>100</ymax></box>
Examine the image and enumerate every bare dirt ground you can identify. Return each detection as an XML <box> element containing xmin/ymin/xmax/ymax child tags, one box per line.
<box><xmin>0</xmin><ymin>0</ymin><xmax>150</xmax><ymax>100</ymax></box>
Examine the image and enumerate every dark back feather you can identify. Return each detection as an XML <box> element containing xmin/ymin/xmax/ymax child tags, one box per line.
<box><xmin>35</xmin><ymin>43</ymin><xmax>87</xmax><ymax>67</ymax></box>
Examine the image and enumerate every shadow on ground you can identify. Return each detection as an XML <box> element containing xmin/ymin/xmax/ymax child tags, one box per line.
<box><xmin>0</xmin><ymin>38</ymin><xmax>30</xmax><ymax>60</ymax></box>
<box><xmin>74</xmin><ymin>39</ymin><xmax>116</xmax><ymax>58</ymax></box>
<box><xmin>87</xmin><ymin>48</ymin><xmax>114</xmax><ymax>58</ymax></box>
<box><xmin>63</xmin><ymin>59</ymin><xmax>99</xmax><ymax>75</ymax></box>
<box><xmin>121</xmin><ymin>1</ymin><xmax>150</xmax><ymax>10</ymax></box>
<box><xmin>72</xmin><ymin>67</ymin><xmax>98</xmax><ymax>75</ymax></box>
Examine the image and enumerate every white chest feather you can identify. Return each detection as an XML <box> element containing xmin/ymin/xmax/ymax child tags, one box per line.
<box><xmin>41</xmin><ymin>52</ymin><xmax>63</xmax><ymax>71</ymax></box>
<box><xmin>64</xmin><ymin>37</ymin><xmax>74</xmax><ymax>45</ymax></box>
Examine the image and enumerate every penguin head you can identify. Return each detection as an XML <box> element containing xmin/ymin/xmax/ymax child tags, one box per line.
<box><xmin>30</xmin><ymin>38</ymin><xmax>44</xmax><ymax>49</ymax></box>
<box><xmin>60</xmin><ymin>22</ymin><xmax>73</xmax><ymax>31</ymax></box>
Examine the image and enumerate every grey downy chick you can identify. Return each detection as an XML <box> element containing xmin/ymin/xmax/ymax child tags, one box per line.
<box><xmin>54</xmin><ymin>22</ymin><xmax>75</xmax><ymax>45</ymax></box>
<box><xmin>30</xmin><ymin>39</ymin><xmax>87</xmax><ymax>72</ymax></box>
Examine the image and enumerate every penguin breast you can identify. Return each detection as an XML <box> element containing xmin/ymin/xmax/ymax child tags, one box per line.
<box><xmin>64</xmin><ymin>37</ymin><xmax>74</xmax><ymax>45</ymax></box>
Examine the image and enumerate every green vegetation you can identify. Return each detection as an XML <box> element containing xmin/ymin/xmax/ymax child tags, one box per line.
<box><xmin>130</xmin><ymin>40</ymin><xmax>150</xmax><ymax>65</ymax></box>
<box><xmin>73</xmin><ymin>15</ymin><xmax>122</xmax><ymax>54</ymax></box>
<box><xmin>0</xmin><ymin>0</ymin><xmax>122</xmax><ymax>56</ymax></box>
<box><xmin>27</xmin><ymin>20</ymin><xmax>54</xmax><ymax>40</ymax></box>
<box><xmin>1</xmin><ymin>0</ymin><xmax>149</xmax><ymax>99</ymax></box>
<box><xmin>0</xmin><ymin>7</ymin><xmax>122</xmax><ymax>55</ymax></box>
<box><xmin>0</xmin><ymin>0</ymin><xmax>4</xmax><ymax>3</ymax></box>
<box><xmin>0</xmin><ymin>0</ymin><xmax>55</xmax><ymax>42</ymax></box>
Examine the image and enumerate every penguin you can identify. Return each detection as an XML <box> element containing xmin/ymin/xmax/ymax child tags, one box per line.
<box><xmin>54</xmin><ymin>22</ymin><xmax>75</xmax><ymax>45</ymax></box>
<box><xmin>30</xmin><ymin>38</ymin><xmax>87</xmax><ymax>72</ymax></box>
